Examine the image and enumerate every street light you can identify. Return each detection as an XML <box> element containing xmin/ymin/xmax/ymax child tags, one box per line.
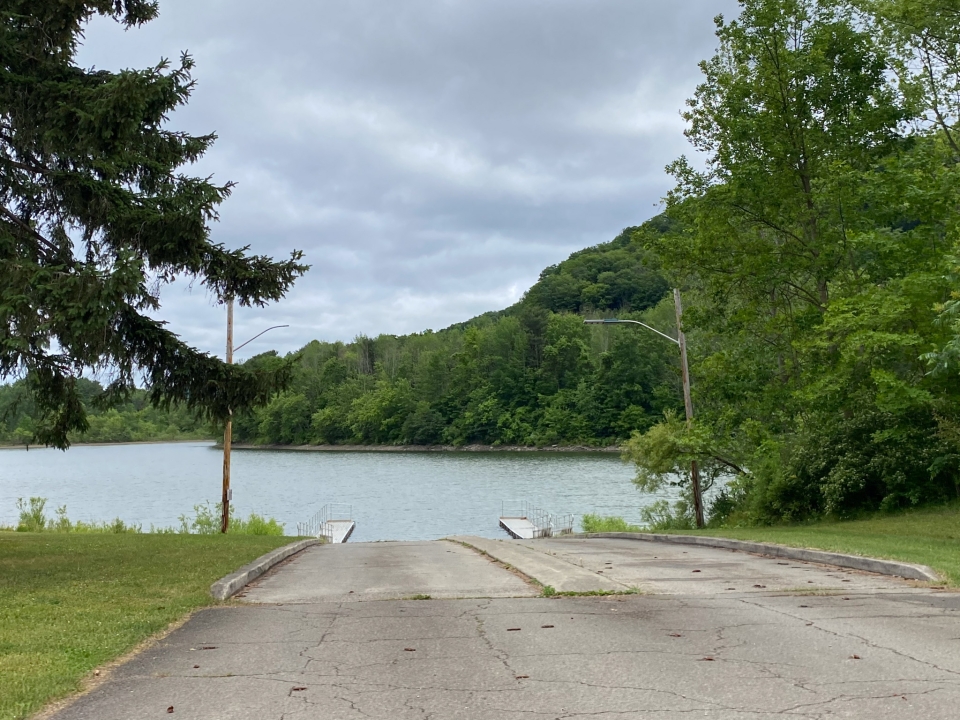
<box><xmin>221</xmin><ymin>295</ymin><xmax>289</xmax><ymax>533</ymax></box>
<box><xmin>584</xmin><ymin>288</ymin><xmax>705</xmax><ymax>528</ymax></box>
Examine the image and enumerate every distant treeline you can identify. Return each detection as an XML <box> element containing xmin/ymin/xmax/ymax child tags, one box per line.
<box><xmin>1</xmin><ymin>223</ymin><xmax>682</xmax><ymax>449</ymax></box>
<box><xmin>0</xmin><ymin>378</ymin><xmax>211</xmax><ymax>446</ymax></box>
<box><xmin>232</xmin><ymin>223</ymin><xmax>683</xmax><ymax>447</ymax></box>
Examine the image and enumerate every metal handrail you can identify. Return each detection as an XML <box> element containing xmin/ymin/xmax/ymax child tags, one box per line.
<box><xmin>297</xmin><ymin>503</ymin><xmax>353</xmax><ymax>541</ymax></box>
<box><xmin>551</xmin><ymin>513</ymin><xmax>574</xmax><ymax>535</ymax></box>
<box><xmin>530</xmin><ymin>506</ymin><xmax>553</xmax><ymax>538</ymax></box>
<box><xmin>500</xmin><ymin>499</ymin><xmax>559</xmax><ymax>538</ymax></box>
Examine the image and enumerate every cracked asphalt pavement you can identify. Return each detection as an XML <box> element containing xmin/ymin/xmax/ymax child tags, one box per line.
<box><xmin>49</xmin><ymin>539</ymin><xmax>960</xmax><ymax>719</ymax></box>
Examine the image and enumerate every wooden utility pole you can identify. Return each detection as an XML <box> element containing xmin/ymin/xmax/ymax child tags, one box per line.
<box><xmin>674</xmin><ymin>289</ymin><xmax>705</xmax><ymax>528</ymax></box>
<box><xmin>221</xmin><ymin>297</ymin><xmax>233</xmax><ymax>534</ymax></box>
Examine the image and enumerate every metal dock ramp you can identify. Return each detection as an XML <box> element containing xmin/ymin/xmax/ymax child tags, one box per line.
<box><xmin>499</xmin><ymin>501</ymin><xmax>574</xmax><ymax>539</ymax></box>
<box><xmin>297</xmin><ymin>504</ymin><xmax>355</xmax><ymax>543</ymax></box>
<box><xmin>499</xmin><ymin>516</ymin><xmax>540</xmax><ymax>539</ymax></box>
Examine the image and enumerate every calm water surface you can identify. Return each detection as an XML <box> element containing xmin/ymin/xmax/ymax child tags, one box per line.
<box><xmin>0</xmin><ymin>443</ymin><xmax>673</xmax><ymax>541</ymax></box>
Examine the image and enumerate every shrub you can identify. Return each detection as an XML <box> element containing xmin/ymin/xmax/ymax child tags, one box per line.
<box><xmin>178</xmin><ymin>501</ymin><xmax>285</xmax><ymax>535</ymax></box>
<box><xmin>9</xmin><ymin>498</ymin><xmax>282</xmax><ymax>535</ymax></box>
<box><xmin>16</xmin><ymin>497</ymin><xmax>47</xmax><ymax>532</ymax></box>
<box><xmin>640</xmin><ymin>499</ymin><xmax>694</xmax><ymax>531</ymax></box>
<box><xmin>580</xmin><ymin>514</ymin><xmax>642</xmax><ymax>533</ymax></box>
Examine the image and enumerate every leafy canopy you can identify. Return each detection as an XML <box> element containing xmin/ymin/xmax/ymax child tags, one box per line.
<box><xmin>631</xmin><ymin>0</ymin><xmax>960</xmax><ymax>523</ymax></box>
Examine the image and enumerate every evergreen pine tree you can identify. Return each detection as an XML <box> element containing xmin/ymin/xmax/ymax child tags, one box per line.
<box><xmin>0</xmin><ymin>1</ymin><xmax>308</xmax><ymax>447</ymax></box>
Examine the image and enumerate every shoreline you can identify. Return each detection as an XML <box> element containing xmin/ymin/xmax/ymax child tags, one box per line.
<box><xmin>0</xmin><ymin>439</ymin><xmax>622</xmax><ymax>454</ymax></box>
<box><xmin>0</xmin><ymin>439</ymin><xmax>211</xmax><ymax>450</ymax></box>
<box><xmin>230</xmin><ymin>443</ymin><xmax>622</xmax><ymax>454</ymax></box>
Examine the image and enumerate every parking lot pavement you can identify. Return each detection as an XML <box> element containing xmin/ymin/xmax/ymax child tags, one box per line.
<box><xmin>48</xmin><ymin>539</ymin><xmax>960</xmax><ymax>719</ymax></box>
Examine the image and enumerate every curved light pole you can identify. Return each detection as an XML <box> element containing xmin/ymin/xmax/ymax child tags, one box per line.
<box><xmin>221</xmin><ymin>295</ymin><xmax>289</xmax><ymax>533</ymax></box>
<box><xmin>584</xmin><ymin>288</ymin><xmax>704</xmax><ymax>528</ymax></box>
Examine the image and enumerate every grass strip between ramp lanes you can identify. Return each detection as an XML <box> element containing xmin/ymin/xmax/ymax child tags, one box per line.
<box><xmin>0</xmin><ymin>533</ymin><xmax>293</xmax><ymax>720</ymax></box>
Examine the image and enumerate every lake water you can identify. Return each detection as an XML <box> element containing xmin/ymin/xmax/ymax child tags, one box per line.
<box><xmin>0</xmin><ymin>443</ymin><xmax>674</xmax><ymax>541</ymax></box>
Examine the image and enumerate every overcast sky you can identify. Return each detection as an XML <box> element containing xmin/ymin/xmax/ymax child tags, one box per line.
<box><xmin>77</xmin><ymin>0</ymin><xmax>735</xmax><ymax>361</ymax></box>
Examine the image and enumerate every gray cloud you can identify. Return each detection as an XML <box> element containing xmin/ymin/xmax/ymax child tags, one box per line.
<box><xmin>77</xmin><ymin>0</ymin><xmax>736</xmax><ymax>359</ymax></box>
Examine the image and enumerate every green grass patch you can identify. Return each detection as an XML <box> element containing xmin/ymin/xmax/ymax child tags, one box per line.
<box><xmin>541</xmin><ymin>582</ymin><xmax>641</xmax><ymax>598</ymax></box>
<box><xmin>544</xmin><ymin>587</ymin><xmax>642</xmax><ymax>597</ymax></box>
<box><xmin>682</xmin><ymin>503</ymin><xmax>960</xmax><ymax>586</ymax></box>
<box><xmin>0</xmin><ymin>533</ymin><xmax>293</xmax><ymax>720</ymax></box>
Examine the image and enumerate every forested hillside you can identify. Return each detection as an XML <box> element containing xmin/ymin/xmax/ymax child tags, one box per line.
<box><xmin>232</xmin><ymin>224</ymin><xmax>682</xmax><ymax>447</ymax></box>
<box><xmin>1</xmin><ymin>223</ymin><xmax>680</xmax><ymax>448</ymax></box>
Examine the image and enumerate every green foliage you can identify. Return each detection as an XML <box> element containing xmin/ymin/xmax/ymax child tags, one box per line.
<box><xmin>622</xmin><ymin>410</ymin><xmax>745</xmax><ymax>522</ymax></box>
<box><xmin>230</xmin><ymin>223</ymin><xmax>680</xmax><ymax>448</ymax></box>
<box><xmin>580</xmin><ymin>514</ymin><xmax>643</xmax><ymax>533</ymax></box>
<box><xmin>15</xmin><ymin>497</ymin><xmax>47</xmax><ymax>532</ymax></box>
<box><xmin>7</xmin><ymin>498</ymin><xmax>283</xmax><ymax>535</ymax></box>
<box><xmin>545</xmin><ymin>587</ymin><xmax>642</xmax><ymax>597</ymax></box>
<box><xmin>1</xmin><ymin>208</ymin><xmax>674</xmax><ymax>449</ymax></box>
<box><xmin>0</xmin><ymin>2</ymin><xmax>307</xmax><ymax>449</ymax></box>
<box><xmin>0</xmin><ymin>377</ymin><xmax>212</xmax><ymax>445</ymax></box>
<box><xmin>626</xmin><ymin>0</ymin><xmax>960</xmax><ymax>524</ymax></box>
<box><xmin>524</xmin><ymin>226</ymin><xmax>669</xmax><ymax>314</ymax></box>
<box><xmin>640</xmin><ymin>500</ymin><xmax>695</xmax><ymax>532</ymax></box>
<box><xmin>861</xmin><ymin>0</ymin><xmax>960</xmax><ymax>151</ymax></box>
<box><xmin>176</xmin><ymin>501</ymin><xmax>285</xmax><ymax>536</ymax></box>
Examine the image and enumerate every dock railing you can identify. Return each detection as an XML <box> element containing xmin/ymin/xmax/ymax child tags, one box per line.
<box><xmin>297</xmin><ymin>503</ymin><xmax>353</xmax><ymax>542</ymax></box>
<box><xmin>500</xmin><ymin>500</ymin><xmax>555</xmax><ymax>539</ymax></box>
<box><xmin>551</xmin><ymin>513</ymin><xmax>575</xmax><ymax>536</ymax></box>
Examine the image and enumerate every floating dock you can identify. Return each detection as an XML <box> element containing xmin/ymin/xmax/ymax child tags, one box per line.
<box><xmin>498</xmin><ymin>500</ymin><xmax>574</xmax><ymax>539</ymax></box>
<box><xmin>498</xmin><ymin>516</ymin><xmax>538</xmax><ymax>540</ymax></box>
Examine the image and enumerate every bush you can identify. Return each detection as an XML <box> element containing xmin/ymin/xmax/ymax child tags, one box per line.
<box><xmin>730</xmin><ymin>411</ymin><xmax>960</xmax><ymax>524</ymax></box>
<box><xmin>580</xmin><ymin>514</ymin><xmax>642</xmax><ymax>533</ymax></box>
<box><xmin>640</xmin><ymin>499</ymin><xmax>695</xmax><ymax>531</ymax></box>
<box><xmin>7</xmin><ymin>498</ymin><xmax>283</xmax><ymax>535</ymax></box>
<box><xmin>230</xmin><ymin>513</ymin><xmax>285</xmax><ymax>536</ymax></box>
<box><xmin>177</xmin><ymin>501</ymin><xmax>285</xmax><ymax>535</ymax></box>
<box><xmin>16</xmin><ymin>497</ymin><xmax>47</xmax><ymax>532</ymax></box>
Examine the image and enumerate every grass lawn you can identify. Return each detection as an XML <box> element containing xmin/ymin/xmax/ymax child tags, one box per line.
<box><xmin>683</xmin><ymin>503</ymin><xmax>960</xmax><ymax>586</ymax></box>
<box><xmin>0</xmin><ymin>533</ymin><xmax>293</xmax><ymax>720</ymax></box>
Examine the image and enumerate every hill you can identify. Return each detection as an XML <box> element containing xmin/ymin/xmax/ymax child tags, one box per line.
<box><xmin>0</xmin><ymin>217</ymin><xmax>680</xmax><ymax>448</ymax></box>
<box><xmin>231</xmin><ymin>217</ymin><xmax>680</xmax><ymax>447</ymax></box>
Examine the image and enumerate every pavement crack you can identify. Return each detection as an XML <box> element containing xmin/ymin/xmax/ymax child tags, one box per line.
<box><xmin>474</xmin><ymin>609</ymin><xmax>517</xmax><ymax>678</ymax></box>
<box><xmin>776</xmin><ymin>686</ymin><xmax>943</xmax><ymax>714</ymax></box>
<box><xmin>737</xmin><ymin>596</ymin><xmax>960</xmax><ymax>679</ymax></box>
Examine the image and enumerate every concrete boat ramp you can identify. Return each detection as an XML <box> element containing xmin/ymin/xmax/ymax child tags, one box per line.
<box><xmin>50</xmin><ymin>535</ymin><xmax>960</xmax><ymax>720</ymax></box>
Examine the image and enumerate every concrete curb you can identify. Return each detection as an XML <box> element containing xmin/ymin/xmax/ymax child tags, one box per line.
<box><xmin>562</xmin><ymin>532</ymin><xmax>941</xmax><ymax>582</ymax></box>
<box><xmin>210</xmin><ymin>539</ymin><xmax>321</xmax><ymax>600</ymax></box>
